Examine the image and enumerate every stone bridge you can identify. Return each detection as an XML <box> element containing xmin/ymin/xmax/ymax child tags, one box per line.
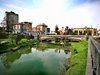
<box><xmin>40</xmin><ymin>35</ymin><xmax>86</xmax><ymax>41</ymax></box>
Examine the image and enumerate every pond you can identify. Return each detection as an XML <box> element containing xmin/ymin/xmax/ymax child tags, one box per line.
<box><xmin>0</xmin><ymin>44</ymin><xmax>71</xmax><ymax>75</ymax></box>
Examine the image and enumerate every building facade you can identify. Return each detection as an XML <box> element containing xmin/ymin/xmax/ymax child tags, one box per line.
<box><xmin>23</xmin><ymin>22</ymin><xmax>32</xmax><ymax>32</ymax></box>
<box><xmin>5</xmin><ymin>11</ymin><xmax>18</xmax><ymax>32</ymax></box>
<box><xmin>32</xmin><ymin>27</ymin><xmax>36</xmax><ymax>31</ymax></box>
<box><xmin>36</xmin><ymin>23</ymin><xmax>47</xmax><ymax>32</ymax></box>
<box><xmin>45</xmin><ymin>28</ymin><xmax>50</xmax><ymax>34</ymax></box>
<box><xmin>73</xmin><ymin>28</ymin><xmax>97</xmax><ymax>36</ymax></box>
<box><xmin>13</xmin><ymin>22</ymin><xmax>32</xmax><ymax>33</ymax></box>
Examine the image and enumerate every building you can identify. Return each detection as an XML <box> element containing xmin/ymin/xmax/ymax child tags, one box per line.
<box><xmin>13</xmin><ymin>22</ymin><xmax>32</xmax><ymax>33</ymax></box>
<box><xmin>97</xmin><ymin>30</ymin><xmax>100</xmax><ymax>35</ymax></box>
<box><xmin>73</xmin><ymin>27</ymin><xmax>97</xmax><ymax>36</ymax></box>
<box><xmin>32</xmin><ymin>23</ymin><xmax>50</xmax><ymax>35</ymax></box>
<box><xmin>13</xmin><ymin>22</ymin><xmax>21</xmax><ymax>33</ymax></box>
<box><xmin>36</xmin><ymin>23</ymin><xmax>47</xmax><ymax>32</ymax></box>
<box><xmin>23</xmin><ymin>22</ymin><xmax>32</xmax><ymax>32</ymax></box>
<box><xmin>32</xmin><ymin>27</ymin><xmax>36</xmax><ymax>31</ymax></box>
<box><xmin>5</xmin><ymin>11</ymin><xmax>18</xmax><ymax>32</ymax></box>
<box><xmin>45</xmin><ymin>28</ymin><xmax>50</xmax><ymax>34</ymax></box>
<box><xmin>59</xmin><ymin>27</ymin><xmax>64</xmax><ymax>35</ymax></box>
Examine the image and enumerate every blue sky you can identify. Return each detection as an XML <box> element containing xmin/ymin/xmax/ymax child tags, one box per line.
<box><xmin>0</xmin><ymin>0</ymin><xmax>100</xmax><ymax>30</ymax></box>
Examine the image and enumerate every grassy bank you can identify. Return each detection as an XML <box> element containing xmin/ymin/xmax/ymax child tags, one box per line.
<box><xmin>65</xmin><ymin>41</ymin><xmax>88</xmax><ymax>75</ymax></box>
<box><xmin>0</xmin><ymin>38</ymin><xmax>8</xmax><ymax>42</ymax></box>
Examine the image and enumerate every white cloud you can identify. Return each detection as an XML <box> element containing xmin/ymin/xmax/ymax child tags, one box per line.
<box><xmin>0</xmin><ymin>0</ymin><xmax>100</xmax><ymax>30</ymax></box>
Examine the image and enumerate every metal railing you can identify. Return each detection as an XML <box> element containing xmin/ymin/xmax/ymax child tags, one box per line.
<box><xmin>87</xmin><ymin>36</ymin><xmax>100</xmax><ymax>75</ymax></box>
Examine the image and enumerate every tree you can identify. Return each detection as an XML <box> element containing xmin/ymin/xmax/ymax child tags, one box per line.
<box><xmin>86</xmin><ymin>32</ymin><xmax>90</xmax><ymax>40</ymax></box>
<box><xmin>73</xmin><ymin>31</ymin><xmax>78</xmax><ymax>35</ymax></box>
<box><xmin>64</xmin><ymin>26</ymin><xmax>69</xmax><ymax>35</ymax></box>
<box><xmin>68</xmin><ymin>29</ymin><xmax>73</xmax><ymax>35</ymax></box>
<box><xmin>15</xmin><ymin>33</ymin><xmax>23</xmax><ymax>45</ymax></box>
<box><xmin>8</xmin><ymin>34</ymin><xmax>17</xmax><ymax>44</ymax></box>
<box><xmin>55</xmin><ymin>25</ymin><xmax>60</xmax><ymax>35</ymax></box>
<box><xmin>0</xmin><ymin>27</ymin><xmax>3</xmax><ymax>32</ymax></box>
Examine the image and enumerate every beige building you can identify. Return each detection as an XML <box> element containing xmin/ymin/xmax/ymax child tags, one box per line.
<box><xmin>32</xmin><ymin>27</ymin><xmax>36</xmax><ymax>31</ymax></box>
<box><xmin>36</xmin><ymin>23</ymin><xmax>47</xmax><ymax>31</ymax></box>
<box><xmin>73</xmin><ymin>28</ymin><xmax>97</xmax><ymax>36</ymax></box>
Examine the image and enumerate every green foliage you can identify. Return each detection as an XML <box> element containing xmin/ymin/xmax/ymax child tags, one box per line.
<box><xmin>0</xmin><ymin>39</ymin><xmax>8</xmax><ymax>42</ymax></box>
<box><xmin>65</xmin><ymin>65</ymin><xmax>70</xmax><ymax>70</ymax></box>
<box><xmin>15</xmin><ymin>33</ymin><xmax>23</xmax><ymax>45</ymax></box>
<box><xmin>19</xmin><ymin>39</ymin><xmax>40</xmax><ymax>47</ymax></box>
<box><xmin>0</xmin><ymin>27</ymin><xmax>3</xmax><ymax>32</ymax></box>
<box><xmin>65</xmin><ymin>41</ymin><xmax>88</xmax><ymax>75</ymax></box>
<box><xmin>55</xmin><ymin>38</ymin><xmax>60</xmax><ymax>43</ymax></box>
<box><xmin>86</xmin><ymin>32</ymin><xmax>90</xmax><ymax>40</ymax></box>
<box><xmin>73</xmin><ymin>31</ymin><xmax>78</xmax><ymax>35</ymax></box>
<box><xmin>0</xmin><ymin>43</ymin><xmax>8</xmax><ymax>51</ymax></box>
<box><xmin>28</xmin><ymin>39</ymin><xmax>40</xmax><ymax>48</ymax></box>
<box><xmin>71</xmin><ymin>49</ymin><xmax>78</xmax><ymax>55</ymax></box>
<box><xmin>8</xmin><ymin>34</ymin><xmax>17</xmax><ymax>45</ymax></box>
<box><xmin>30</xmin><ymin>39</ymin><xmax>40</xmax><ymax>45</ymax></box>
<box><xmin>0</xmin><ymin>39</ymin><xmax>16</xmax><ymax>52</ymax></box>
<box><xmin>19</xmin><ymin>39</ymin><xmax>29</xmax><ymax>47</ymax></box>
<box><xmin>8</xmin><ymin>33</ymin><xmax>23</xmax><ymax>45</ymax></box>
<box><xmin>68</xmin><ymin>29</ymin><xmax>73</xmax><ymax>35</ymax></box>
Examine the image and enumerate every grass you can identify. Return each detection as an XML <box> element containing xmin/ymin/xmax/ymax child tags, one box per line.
<box><xmin>0</xmin><ymin>38</ymin><xmax>17</xmax><ymax>52</ymax></box>
<box><xmin>65</xmin><ymin>41</ymin><xmax>88</xmax><ymax>75</ymax></box>
<box><xmin>0</xmin><ymin>38</ymin><xmax>8</xmax><ymax>42</ymax></box>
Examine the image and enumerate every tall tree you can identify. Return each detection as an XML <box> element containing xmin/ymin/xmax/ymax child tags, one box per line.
<box><xmin>64</xmin><ymin>26</ymin><xmax>69</xmax><ymax>35</ymax></box>
<box><xmin>55</xmin><ymin>25</ymin><xmax>60</xmax><ymax>34</ymax></box>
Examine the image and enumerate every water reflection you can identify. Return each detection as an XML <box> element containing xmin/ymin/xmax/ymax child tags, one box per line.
<box><xmin>0</xmin><ymin>45</ymin><xmax>71</xmax><ymax>75</ymax></box>
<box><xmin>0</xmin><ymin>48</ymin><xmax>31</xmax><ymax>68</ymax></box>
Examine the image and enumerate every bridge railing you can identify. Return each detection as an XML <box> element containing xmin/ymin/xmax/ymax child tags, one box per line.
<box><xmin>86</xmin><ymin>36</ymin><xmax>100</xmax><ymax>75</ymax></box>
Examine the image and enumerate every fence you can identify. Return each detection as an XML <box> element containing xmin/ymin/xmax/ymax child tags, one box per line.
<box><xmin>86</xmin><ymin>36</ymin><xmax>100</xmax><ymax>75</ymax></box>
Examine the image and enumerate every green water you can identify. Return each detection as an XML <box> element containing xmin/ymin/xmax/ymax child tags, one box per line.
<box><xmin>0</xmin><ymin>46</ymin><xmax>70</xmax><ymax>75</ymax></box>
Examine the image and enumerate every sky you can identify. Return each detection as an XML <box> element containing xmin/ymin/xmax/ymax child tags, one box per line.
<box><xmin>0</xmin><ymin>0</ymin><xmax>100</xmax><ymax>30</ymax></box>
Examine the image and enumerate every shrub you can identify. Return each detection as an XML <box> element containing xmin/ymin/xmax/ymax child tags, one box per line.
<box><xmin>86</xmin><ymin>32</ymin><xmax>90</xmax><ymax>40</ymax></box>
<box><xmin>8</xmin><ymin>34</ymin><xmax>17</xmax><ymax>44</ymax></box>
<box><xmin>30</xmin><ymin>39</ymin><xmax>40</xmax><ymax>45</ymax></box>
<box><xmin>19</xmin><ymin>39</ymin><xmax>40</xmax><ymax>47</ymax></box>
<box><xmin>19</xmin><ymin>39</ymin><xmax>29</xmax><ymax>47</ymax></box>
